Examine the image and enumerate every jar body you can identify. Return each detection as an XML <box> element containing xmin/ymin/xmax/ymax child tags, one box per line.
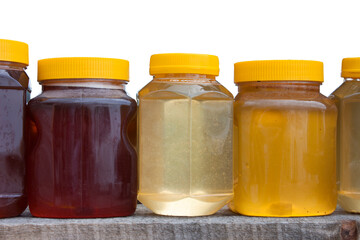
<box><xmin>137</xmin><ymin>74</ymin><xmax>233</xmax><ymax>216</ymax></box>
<box><xmin>0</xmin><ymin>62</ymin><xmax>29</xmax><ymax>218</ymax></box>
<box><xmin>27</xmin><ymin>83</ymin><xmax>137</xmax><ymax>218</ymax></box>
<box><xmin>331</xmin><ymin>79</ymin><xmax>360</xmax><ymax>212</ymax></box>
<box><xmin>231</xmin><ymin>81</ymin><xmax>337</xmax><ymax>217</ymax></box>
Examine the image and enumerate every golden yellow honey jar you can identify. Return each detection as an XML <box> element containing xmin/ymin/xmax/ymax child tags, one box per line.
<box><xmin>230</xmin><ymin>60</ymin><xmax>337</xmax><ymax>217</ymax></box>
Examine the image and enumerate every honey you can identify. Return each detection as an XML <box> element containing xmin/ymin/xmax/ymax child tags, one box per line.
<box><xmin>137</xmin><ymin>54</ymin><xmax>233</xmax><ymax>216</ymax></box>
<box><xmin>332</xmin><ymin>58</ymin><xmax>360</xmax><ymax>213</ymax></box>
<box><xmin>27</xmin><ymin>58</ymin><xmax>137</xmax><ymax>218</ymax></box>
<box><xmin>0</xmin><ymin>39</ymin><xmax>29</xmax><ymax>218</ymax></box>
<box><xmin>231</xmin><ymin>60</ymin><xmax>337</xmax><ymax>217</ymax></box>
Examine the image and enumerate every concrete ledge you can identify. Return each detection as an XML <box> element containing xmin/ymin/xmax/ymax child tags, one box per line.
<box><xmin>0</xmin><ymin>205</ymin><xmax>359</xmax><ymax>240</ymax></box>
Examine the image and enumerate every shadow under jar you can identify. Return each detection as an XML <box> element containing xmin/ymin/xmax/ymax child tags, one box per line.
<box><xmin>27</xmin><ymin>57</ymin><xmax>137</xmax><ymax>218</ymax></box>
<box><xmin>0</xmin><ymin>39</ymin><xmax>30</xmax><ymax>218</ymax></box>
<box><xmin>230</xmin><ymin>60</ymin><xmax>337</xmax><ymax>217</ymax></box>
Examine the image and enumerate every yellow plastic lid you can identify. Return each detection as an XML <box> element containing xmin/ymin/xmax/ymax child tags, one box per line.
<box><xmin>234</xmin><ymin>60</ymin><xmax>323</xmax><ymax>83</ymax></box>
<box><xmin>341</xmin><ymin>58</ymin><xmax>360</xmax><ymax>78</ymax></box>
<box><xmin>150</xmin><ymin>53</ymin><xmax>219</xmax><ymax>76</ymax></box>
<box><xmin>0</xmin><ymin>39</ymin><xmax>29</xmax><ymax>65</ymax></box>
<box><xmin>38</xmin><ymin>57</ymin><xmax>129</xmax><ymax>82</ymax></box>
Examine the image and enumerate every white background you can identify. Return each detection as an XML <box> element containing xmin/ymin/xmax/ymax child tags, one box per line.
<box><xmin>1</xmin><ymin>0</ymin><xmax>359</xmax><ymax>98</ymax></box>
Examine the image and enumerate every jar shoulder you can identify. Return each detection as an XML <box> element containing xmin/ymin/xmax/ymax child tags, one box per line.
<box><xmin>138</xmin><ymin>80</ymin><xmax>233</xmax><ymax>100</ymax></box>
<box><xmin>235</xmin><ymin>91</ymin><xmax>336</xmax><ymax>112</ymax></box>
<box><xmin>29</xmin><ymin>88</ymin><xmax>136</xmax><ymax>107</ymax></box>
<box><xmin>331</xmin><ymin>81</ymin><xmax>360</xmax><ymax>100</ymax></box>
<box><xmin>0</xmin><ymin>69</ymin><xmax>29</xmax><ymax>89</ymax></box>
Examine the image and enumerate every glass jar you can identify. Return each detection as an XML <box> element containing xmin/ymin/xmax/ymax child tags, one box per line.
<box><xmin>27</xmin><ymin>57</ymin><xmax>137</xmax><ymax>218</ymax></box>
<box><xmin>230</xmin><ymin>60</ymin><xmax>337</xmax><ymax>217</ymax></box>
<box><xmin>0</xmin><ymin>39</ymin><xmax>29</xmax><ymax>218</ymax></box>
<box><xmin>331</xmin><ymin>58</ymin><xmax>360</xmax><ymax>213</ymax></box>
<box><xmin>137</xmin><ymin>53</ymin><xmax>233</xmax><ymax>216</ymax></box>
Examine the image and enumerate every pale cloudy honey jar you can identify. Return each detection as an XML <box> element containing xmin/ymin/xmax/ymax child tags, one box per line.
<box><xmin>137</xmin><ymin>53</ymin><xmax>233</xmax><ymax>216</ymax></box>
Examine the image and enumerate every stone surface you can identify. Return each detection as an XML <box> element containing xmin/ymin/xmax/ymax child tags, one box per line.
<box><xmin>0</xmin><ymin>205</ymin><xmax>359</xmax><ymax>240</ymax></box>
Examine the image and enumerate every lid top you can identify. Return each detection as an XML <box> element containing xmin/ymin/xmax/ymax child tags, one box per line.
<box><xmin>150</xmin><ymin>53</ymin><xmax>219</xmax><ymax>76</ymax></box>
<box><xmin>38</xmin><ymin>57</ymin><xmax>129</xmax><ymax>82</ymax></box>
<box><xmin>234</xmin><ymin>60</ymin><xmax>323</xmax><ymax>83</ymax></box>
<box><xmin>342</xmin><ymin>58</ymin><xmax>360</xmax><ymax>78</ymax></box>
<box><xmin>0</xmin><ymin>39</ymin><xmax>28</xmax><ymax>66</ymax></box>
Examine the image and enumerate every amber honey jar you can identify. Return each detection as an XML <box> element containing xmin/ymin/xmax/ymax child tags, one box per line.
<box><xmin>331</xmin><ymin>58</ymin><xmax>360</xmax><ymax>213</ymax></box>
<box><xmin>27</xmin><ymin>57</ymin><xmax>137</xmax><ymax>218</ymax></box>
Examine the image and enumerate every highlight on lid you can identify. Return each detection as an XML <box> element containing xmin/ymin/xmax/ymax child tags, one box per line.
<box><xmin>37</xmin><ymin>57</ymin><xmax>129</xmax><ymax>81</ymax></box>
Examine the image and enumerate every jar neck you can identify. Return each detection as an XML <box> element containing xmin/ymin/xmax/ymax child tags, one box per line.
<box><xmin>40</xmin><ymin>79</ymin><xmax>127</xmax><ymax>91</ymax></box>
<box><xmin>0</xmin><ymin>61</ymin><xmax>27</xmax><ymax>71</ymax></box>
<box><xmin>153</xmin><ymin>73</ymin><xmax>217</xmax><ymax>82</ymax></box>
<box><xmin>343</xmin><ymin>77</ymin><xmax>360</xmax><ymax>82</ymax></box>
<box><xmin>237</xmin><ymin>81</ymin><xmax>321</xmax><ymax>94</ymax></box>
